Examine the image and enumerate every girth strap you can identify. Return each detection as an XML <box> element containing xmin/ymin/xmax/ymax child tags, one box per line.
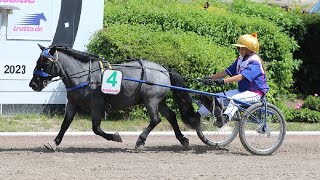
<box><xmin>132</xmin><ymin>59</ymin><xmax>146</xmax><ymax>96</ymax></box>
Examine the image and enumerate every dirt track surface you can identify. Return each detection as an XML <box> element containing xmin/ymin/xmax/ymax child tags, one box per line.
<box><xmin>0</xmin><ymin>134</ymin><xmax>320</xmax><ymax>179</ymax></box>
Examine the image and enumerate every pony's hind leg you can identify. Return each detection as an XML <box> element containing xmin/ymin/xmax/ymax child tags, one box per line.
<box><xmin>44</xmin><ymin>102</ymin><xmax>77</xmax><ymax>151</ymax></box>
<box><xmin>135</xmin><ymin>100</ymin><xmax>161</xmax><ymax>150</ymax></box>
<box><xmin>158</xmin><ymin>101</ymin><xmax>189</xmax><ymax>148</ymax></box>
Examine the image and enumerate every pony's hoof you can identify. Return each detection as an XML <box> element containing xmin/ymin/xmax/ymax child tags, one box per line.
<box><xmin>44</xmin><ymin>142</ymin><xmax>56</xmax><ymax>152</ymax></box>
<box><xmin>113</xmin><ymin>132</ymin><xmax>122</xmax><ymax>142</ymax></box>
<box><xmin>181</xmin><ymin>138</ymin><xmax>190</xmax><ymax>148</ymax></box>
<box><xmin>134</xmin><ymin>144</ymin><xmax>144</xmax><ymax>151</ymax></box>
<box><xmin>135</xmin><ymin>141</ymin><xmax>145</xmax><ymax>151</ymax></box>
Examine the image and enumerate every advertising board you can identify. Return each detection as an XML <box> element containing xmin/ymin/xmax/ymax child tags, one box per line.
<box><xmin>0</xmin><ymin>0</ymin><xmax>104</xmax><ymax>114</ymax></box>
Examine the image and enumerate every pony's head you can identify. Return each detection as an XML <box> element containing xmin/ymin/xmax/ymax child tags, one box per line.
<box><xmin>29</xmin><ymin>44</ymin><xmax>59</xmax><ymax>92</ymax></box>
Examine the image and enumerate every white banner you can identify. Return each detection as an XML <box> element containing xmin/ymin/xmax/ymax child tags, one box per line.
<box><xmin>1</xmin><ymin>0</ymin><xmax>54</xmax><ymax>40</ymax></box>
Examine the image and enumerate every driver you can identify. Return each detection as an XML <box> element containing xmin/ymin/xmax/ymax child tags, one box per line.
<box><xmin>198</xmin><ymin>32</ymin><xmax>269</xmax><ymax>128</ymax></box>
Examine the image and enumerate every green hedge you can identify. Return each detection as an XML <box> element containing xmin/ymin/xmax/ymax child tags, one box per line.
<box><xmin>302</xmin><ymin>95</ymin><xmax>320</xmax><ymax>112</ymax></box>
<box><xmin>226</xmin><ymin>0</ymin><xmax>305</xmax><ymax>39</ymax></box>
<box><xmin>88</xmin><ymin>24</ymin><xmax>236</xmax><ymax>92</ymax></box>
<box><xmin>289</xmin><ymin>109</ymin><xmax>320</xmax><ymax>123</ymax></box>
<box><xmin>104</xmin><ymin>0</ymin><xmax>297</xmax><ymax>61</ymax></box>
<box><xmin>101</xmin><ymin>0</ymin><xmax>301</xmax><ymax>97</ymax></box>
<box><xmin>274</xmin><ymin>95</ymin><xmax>320</xmax><ymax>123</ymax></box>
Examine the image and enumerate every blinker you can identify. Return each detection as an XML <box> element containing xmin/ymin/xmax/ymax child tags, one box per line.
<box><xmin>33</xmin><ymin>69</ymin><xmax>50</xmax><ymax>77</ymax></box>
<box><xmin>41</xmin><ymin>48</ymin><xmax>58</xmax><ymax>62</ymax></box>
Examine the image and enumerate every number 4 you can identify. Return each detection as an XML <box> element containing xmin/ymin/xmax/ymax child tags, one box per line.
<box><xmin>106</xmin><ymin>71</ymin><xmax>117</xmax><ymax>87</ymax></box>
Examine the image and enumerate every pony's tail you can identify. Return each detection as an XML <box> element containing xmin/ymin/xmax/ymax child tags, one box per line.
<box><xmin>169</xmin><ymin>69</ymin><xmax>200</xmax><ymax>130</ymax></box>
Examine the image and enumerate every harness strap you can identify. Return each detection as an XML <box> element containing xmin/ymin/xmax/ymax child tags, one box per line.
<box><xmin>66</xmin><ymin>60</ymin><xmax>104</xmax><ymax>92</ymax></box>
<box><xmin>98</xmin><ymin>60</ymin><xmax>113</xmax><ymax>112</ymax></box>
<box><xmin>88</xmin><ymin>60</ymin><xmax>92</xmax><ymax>89</ymax></box>
<box><xmin>66</xmin><ymin>81</ymin><xmax>89</xmax><ymax>91</ymax></box>
<box><xmin>99</xmin><ymin>61</ymin><xmax>105</xmax><ymax>73</ymax></box>
<box><xmin>132</xmin><ymin>59</ymin><xmax>145</xmax><ymax>96</ymax></box>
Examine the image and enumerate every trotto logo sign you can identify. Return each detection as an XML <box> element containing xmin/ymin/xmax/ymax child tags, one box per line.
<box><xmin>13</xmin><ymin>12</ymin><xmax>46</xmax><ymax>32</ymax></box>
<box><xmin>19</xmin><ymin>13</ymin><xmax>46</xmax><ymax>25</ymax></box>
<box><xmin>0</xmin><ymin>0</ymin><xmax>35</xmax><ymax>3</ymax></box>
<box><xmin>5</xmin><ymin>0</ymin><xmax>53</xmax><ymax>40</ymax></box>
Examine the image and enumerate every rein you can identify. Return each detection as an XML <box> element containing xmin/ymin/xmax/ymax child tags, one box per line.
<box><xmin>36</xmin><ymin>61</ymin><xmax>199</xmax><ymax>91</ymax></box>
<box><xmin>38</xmin><ymin>66</ymin><xmax>102</xmax><ymax>84</ymax></box>
<box><xmin>65</xmin><ymin>81</ymin><xmax>90</xmax><ymax>91</ymax></box>
<box><xmin>56</xmin><ymin>63</ymin><xmax>103</xmax><ymax>91</ymax></box>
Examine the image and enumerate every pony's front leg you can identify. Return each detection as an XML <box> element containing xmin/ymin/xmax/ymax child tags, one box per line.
<box><xmin>91</xmin><ymin>95</ymin><xmax>122</xmax><ymax>143</ymax></box>
<box><xmin>44</xmin><ymin>102</ymin><xmax>77</xmax><ymax>151</ymax></box>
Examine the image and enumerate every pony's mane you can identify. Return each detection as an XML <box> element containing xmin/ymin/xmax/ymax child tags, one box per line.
<box><xmin>50</xmin><ymin>44</ymin><xmax>101</xmax><ymax>62</ymax></box>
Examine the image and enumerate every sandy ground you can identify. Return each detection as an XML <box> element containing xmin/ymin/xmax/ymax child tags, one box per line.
<box><xmin>0</xmin><ymin>134</ymin><xmax>320</xmax><ymax>180</ymax></box>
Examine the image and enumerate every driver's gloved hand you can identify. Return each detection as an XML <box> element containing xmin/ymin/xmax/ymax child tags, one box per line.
<box><xmin>201</xmin><ymin>76</ymin><xmax>213</xmax><ymax>84</ymax></box>
<box><xmin>214</xmin><ymin>78</ymin><xmax>225</xmax><ymax>86</ymax></box>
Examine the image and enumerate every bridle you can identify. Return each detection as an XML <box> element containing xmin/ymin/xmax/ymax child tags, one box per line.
<box><xmin>33</xmin><ymin>48</ymin><xmax>105</xmax><ymax>91</ymax></box>
<box><xmin>33</xmin><ymin>48</ymin><xmax>59</xmax><ymax>80</ymax></box>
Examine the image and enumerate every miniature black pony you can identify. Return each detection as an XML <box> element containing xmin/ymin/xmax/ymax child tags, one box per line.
<box><xmin>29</xmin><ymin>44</ymin><xmax>200</xmax><ymax>151</ymax></box>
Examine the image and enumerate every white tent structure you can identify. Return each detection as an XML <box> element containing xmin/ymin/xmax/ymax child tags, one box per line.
<box><xmin>309</xmin><ymin>0</ymin><xmax>320</xmax><ymax>13</ymax></box>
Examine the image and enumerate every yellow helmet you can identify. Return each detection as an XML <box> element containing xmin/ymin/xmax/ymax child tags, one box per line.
<box><xmin>233</xmin><ymin>32</ymin><xmax>259</xmax><ymax>53</ymax></box>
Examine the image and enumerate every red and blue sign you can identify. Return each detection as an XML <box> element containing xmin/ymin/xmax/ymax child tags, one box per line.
<box><xmin>12</xmin><ymin>12</ymin><xmax>46</xmax><ymax>32</ymax></box>
<box><xmin>2</xmin><ymin>0</ymin><xmax>53</xmax><ymax>40</ymax></box>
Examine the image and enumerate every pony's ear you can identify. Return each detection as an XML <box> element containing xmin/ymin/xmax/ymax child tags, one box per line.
<box><xmin>49</xmin><ymin>46</ymin><xmax>57</xmax><ymax>55</ymax></box>
<box><xmin>38</xmin><ymin>44</ymin><xmax>45</xmax><ymax>51</ymax></box>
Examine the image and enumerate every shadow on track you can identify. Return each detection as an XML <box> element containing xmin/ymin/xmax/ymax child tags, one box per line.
<box><xmin>0</xmin><ymin>145</ymin><xmax>249</xmax><ymax>156</ymax></box>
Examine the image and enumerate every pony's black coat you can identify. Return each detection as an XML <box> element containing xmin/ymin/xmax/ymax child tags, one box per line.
<box><xmin>29</xmin><ymin>45</ymin><xmax>200</xmax><ymax>150</ymax></box>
